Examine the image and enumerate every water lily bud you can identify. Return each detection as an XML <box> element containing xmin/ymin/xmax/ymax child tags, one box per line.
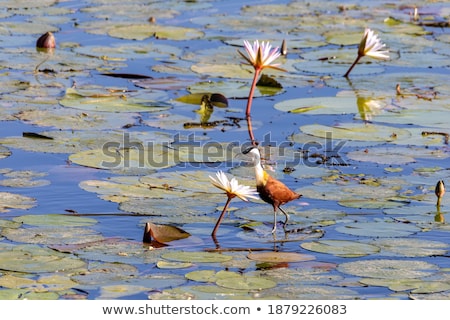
<box><xmin>36</xmin><ymin>32</ymin><xmax>56</xmax><ymax>49</ymax></box>
<box><xmin>435</xmin><ymin>180</ymin><xmax>445</xmax><ymax>199</ymax></box>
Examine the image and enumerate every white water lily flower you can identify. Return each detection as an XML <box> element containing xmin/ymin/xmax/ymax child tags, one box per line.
<box><xmin>344</xmin><ymin>28</ymin><xmax>389</xmax><ymax>77</ymax></box>
<box><xmin>209</xmin><ymin>170</ymin><xmax>258</xmax><ymax>201</ymax></box>
<box><xmin>358</xmin><ymin>28</ymin><xmax>389</xmax><ymax>60</ymax></box>
<box><xmin>238</xmin><ymin>40</ymin><xmax>285</xmax><ymax>72</ymax></box>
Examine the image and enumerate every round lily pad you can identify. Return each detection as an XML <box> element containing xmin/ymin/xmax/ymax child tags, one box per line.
<box><xmin>247</xmin><ymin>251</ymin><xmax>315</xmax><ymax>263</ymax></box>
<box><xmin>301</xmin><ymin>240</ymin><xmax>380</xmax><ymax>257</ymax></box>
<box><xmin>369</xmin><ymin>238</ymin><xmax>448</xmax><ymax>257</ymax></box>
<box><xmin>161</xmin><ymin>251</ymin><xmax>233</xmax><ymax>263</ymax></box>
<box><xmin>0</xmin><ymin>192</ymin><xmax>36</xmax><ymax>213</ymax></box>
<box><xmin>338</xmin><ymin>259</ymin><xmax>439</xmax><ymax>279</ymax></box>
<box><xmin>336</xmin><ymin>221</ymin><xmax>420</xmax><ymax>238</ymax></box>
<box><xmin>300</xmin><ymin>123</ymin><xmax>411</xmax><ymax>142</ymax></box>
<box><xmin>0</xmin><ymin>244</ymin><xmax>86</xmax><ymax>273</ymax></box>
<box><xmin>12</xmin><ymin>214</ymin><xmax>97</xmax><ymax>227</ymax></box>
<box><xmin>216</xmin><ymin>274</ymin><xmax>276</xmax><ymax>290</ymax></box>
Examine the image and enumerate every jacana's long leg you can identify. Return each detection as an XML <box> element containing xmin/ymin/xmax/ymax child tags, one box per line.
<box><xmin>279</xmin><ymin>206</ymin><xmax>290</xmax><ymax>227</ymax></box>
<box><xmin>271</xmin><ymin>209</ymin><xmax>277</xmax><ymax>233</ymax></box>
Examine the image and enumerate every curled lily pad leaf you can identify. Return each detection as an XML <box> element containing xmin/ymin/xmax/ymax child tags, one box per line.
<box><xmin>338</xmin><ymin>259</ymin><xmax>439</xmax><ymax>279</ymax></box>
<box><xmin>143</xmin><ymin>222</ymin><xmax>191</xmax><ymax>244</ymax></box>
<box><xmin>301</xmin><ymin>240</ymin><xmax>380</xmax><ymax>258</ymax></box>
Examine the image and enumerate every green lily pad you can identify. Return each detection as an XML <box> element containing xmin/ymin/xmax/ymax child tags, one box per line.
<box><xmin>0</xmin><ymin>146</ymin><xmax>11</xmax><ymax>159</ymax></box>
<box><xmin>0</xmin><ymin>244</ymin><xmax>86</xmax><ymax>273</ymax></box>
<box><xmin>12</xmin><ymin>214</ymin><xmax>97</xmax><ymax>227</ymax></box>
<box><xmin>1</xmin><ymin>226</ymin><xmax>103</xmax><ymax>245</ymax></box>
<box><xmin>161</xmin><ymin>251</ymin><xmax>233</xmax><ymax>263</ymax></box>
<box><xmin>216</xmin><ymin>274</ymin><xmax>277</xmax><ymax>291</ymax></box>
<box><xmin>59</xmin><ymin>87</ymin><xmax>171</xmax><ymax>113</ymax></box>
<box><xmin>15</xmin><ymin>107</ymin><xmax>139</xmax><ymax>130</ymax></box>
<box><xmin>156</xmin><ymin>260</ymin><xmax>193</xmax><ymax>269</ymax></box>
<box><xmin>336</xmin><ymin>221</ymin><xmax>421</xmax><ymax>237</ymax></box>
<box><xmin>369</xmin><ymin>238</ymin><xmax>448</xmax><ymax>257</ymax></box>
<box><xmin>360</xmin><ymin>278</ymin><xmax>450</xmax><ymax>294</ymax></box>
<box><xmin>247</xmin><ymin>251</ymin><xmax>315</xmax><ymax>263</ymax></box>
<box><xmin>108</xmin><ymin>24</ymin><xmax>204</xmax><ymax>41</ymax></box>
<box><xmin>338</xmin><ymin>259</ymin><xmax>439</xmax><ymax>279</ymax></box>
<box><xmin>347</xmin><ymin>146</ymin><xmax>449</xmax><ymax>165</ymax></box>
<box><xmin>301</xmin><ymin>240</ymin><xmax>380</xmax><ymax>257</ymax></box>
<box><xmin>300</xmin><ymin>123</ymin><xmax>411</xmax><ymax>142</ymax></box>
<box><xmin>0</xmin><ymin>192</ymin><xmax>36</xmax><ymax>213</ymax></box>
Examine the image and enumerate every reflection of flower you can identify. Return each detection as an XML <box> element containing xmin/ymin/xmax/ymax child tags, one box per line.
<box><xmin>238</xmin><ymin>40</ymin><xmax>285</xmax><ymax>120</ymax></box>
<box><xmin>356</xmin><ymin>96</ymin><xmax>384</xmax><ymax>122</ymax></box>
<box><xmin>344</xmin><ymin>28</ymin><xmax>389</xmax><ymax>77</ymax></box>
<box><xmin>209</xmin><ymin>170</ymin><xmax>258</xmax><ymax>237</ymax></box>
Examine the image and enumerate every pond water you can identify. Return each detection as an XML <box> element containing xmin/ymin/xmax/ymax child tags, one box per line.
<box><xmin>0</xmin><ymin>0</ymin><xmax>449</xmax><ymax>300</ymax></box>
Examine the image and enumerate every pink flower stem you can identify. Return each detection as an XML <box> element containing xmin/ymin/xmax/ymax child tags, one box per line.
<box><xmin>343</xmin><ymin>55</ymin><xmax>362</xmax><ymax>78</ymax></box>
<box><xmin>245</xmin><ymin>68</ymin><xmax>261</xmax><ymax>117</ymax></box>
<box><xmin>246</xmin><ymin>115</ymin><xmax>257</xmax><ymax>146</ymax></box>
<box><xmin>211</xmin><ymin>196</ymin><xmax>233</xmax><ymax>237</ymax></box>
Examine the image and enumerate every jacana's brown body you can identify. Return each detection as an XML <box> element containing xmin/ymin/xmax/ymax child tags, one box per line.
<box><xmin>257</xmin><ymin>175</ymin><xmax>301</xmax><ymax>213</ymax></box>
<box><xmin>245</xmin><ymin>147</ymin><xmax>302</xmax><ymax>232</ymax></box>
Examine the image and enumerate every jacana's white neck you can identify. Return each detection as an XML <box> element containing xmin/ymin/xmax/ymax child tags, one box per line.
<box><xmin>250</xmin><ymin>149</ymin><xmax>267</xmax><ymax>185</ymax></box>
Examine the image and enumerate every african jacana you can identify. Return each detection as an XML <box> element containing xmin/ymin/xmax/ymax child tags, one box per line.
<box><xmin>243</xmin><ymin>146</ymin><xmax>302</xmax><ymax>233</ymax></box>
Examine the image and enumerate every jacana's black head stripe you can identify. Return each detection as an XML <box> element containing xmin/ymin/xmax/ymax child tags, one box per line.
<box><xmin>242</xmin><ymin>146</ymin><xmax>256</xmax><ymax>154</ymax></box>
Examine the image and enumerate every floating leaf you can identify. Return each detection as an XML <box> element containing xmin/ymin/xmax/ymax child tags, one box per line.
<box><xmin>143</xmin><ymin>222</ymin><xmax>191</xmax><ymax>244</ymax></box>
<box><xmin>0</xmin><ymin>244</ymin><xmax>86</xmax><ymax>273</ymax></box>
<box><xmin>156</xmin><ymin>260</ymin><xmax>193</xmax><ymax>269</ymax></box>
<box><xmin>347</xmin><ymin>146</ymin><xmax>449</xmax><ymax>165</ymax></box>
<box><xmin>338</xmin><ymin>259</ymin><xmax>439</xmax><ymax>279</ymax></box>
<box><xmin>59</xmin><ymin>87</ymin><xmax>170</xmax><ymax>113</ymax></box>
<box><xmin>0</xmin><ymin>146</ymin><xmax>11</xmax><ymax>159</ymax></box>
<box><xmin>247</xmin><ymin>251</ymin><xmax>315</xmax><ymax>263</ymax></box>
<box><xmin>360</xmin><ymin>278</ymin><xmax>450</xmax><ymax>294</ymax></box>
<box><xmin>0</xmin><ymin>192</ymin><xmax>36</xmax><ymax>213</ymax></box>
<box><xmin>369</xmin><ymin>238</ymin><xmax>448</xmax><ymax>257</ymax></box>
<box><xmin>161</xmin><ymin>251</ymin><xmax>233</xmax><ymax>263</ymax></box>
<box><xmin>300</xmin><ymin>123</ymin><xmax>411</xmax><ymax>142</ymax></box>
<box><xmin>108</xmin><ymin>24</ymin><xmax>204</xmax><ymax>41</ymax></box>
<box><xmin>216</xmin><ymin>274</ymin><xmax>277</xmax><ymax>291</ymax></box>
<box><xmin>336</xmin><ymin>221</ymin><xmax>420</xmax><ymax>237</ymax></box>
<box><xmin>12</xmin><ymin>214</ymin><xmax>97</xmax><ymax>227</ymax></box>
<box><xmin>301</xmin><ymin>240</ymin><xmax>380</xmax><ymax>257</ymax></box>
<box><xmin>2</xmin><ymin>226</ymin><xmax>103</xmax><ymax>245</ymax></box>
